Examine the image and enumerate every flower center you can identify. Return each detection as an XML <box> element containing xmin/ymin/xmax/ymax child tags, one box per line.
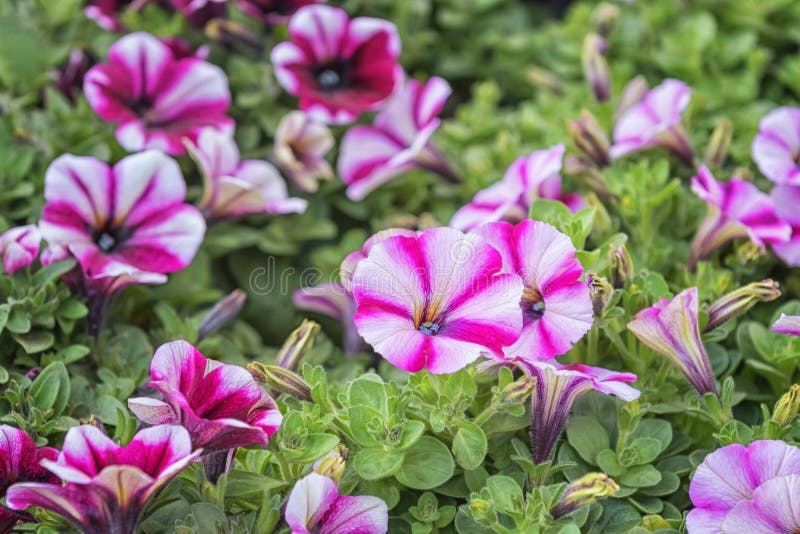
<box><xmin>520</xmin><ymin>286</ymin><xmax>546</xmax><ymax>322</ymax></box>
<box><xmin>419</xmin><ymin>321</ymin><xmax>441</xmax><ymax>336</ymax></box>
<box><xmin>95</xmin><ymin>232</ymin><xmax>117</xmax><ymax>253</ymax></box>
<box><xmin>314</xmin><ymin>62</ymin><xmax>349</xmax><ymax>92</ymax></box>
<box><xmin>129</xmin><ymin>96</ymin><xmax>152</xmax><ymax>117</ymax></box>
<box><xmin>92</xmin><ymin>226</ymin><xmax>131</xmax><ymax>254</ymax></box>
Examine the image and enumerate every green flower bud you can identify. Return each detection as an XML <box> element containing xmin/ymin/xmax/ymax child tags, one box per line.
<box><xmin>567</xmin><ymin>110</ymin><xmax>610</xmax><ymax>167</ymax></box>
<box><xmin>248</xmin><ymin>362</ymin><xmax>312</xmax><ymax>402</ymax></box>
<box><xmin>197</xmin><ymin>289</ymin><xmax>247</xmax><ymax>342</ymax></box>
<box><xmin>586</xmin><ymin>271</ymin><xmax>613</xmax><ymax>317</ymax></box>
<box><xmin>592</xmin><ymin>2</ymin><xmax>620</xmax><ymax>36</ymax></box>
<box><xmin>501</xmin><ymin>374</ymin><xmax>537</xmax><ymax>405</ymax></box>
<box><xmin>582</xmin><ymin>34</ymin><xmax>611</xmax><ymax>102</ymax></box>
<box><xmin>704</xmin><ymin>119</ymin><xmax>733</xmax><ymax>168</ymax></box>
<box><xmin>276</xmin><ymin>319</ymin><xmax>321</xmax><ymax>371</ymax></box>
<box><xmin>773</xmin><ymin>384</ymin><xmax>800</xmax><ymax>427</ymax></box>
<box><xmin>315</xmin><ymin>444</ymin><xmax>349</xmax><ymax>483</ymax></box>
<box><xmin>609</xmin><ymin>245</ymin><xmax>634</xmax><ymax>289</ymax></box>
<box><xmin>705</xmin><ymin>279</ymin><xmax>780</xmax><ymax>332</ymax></box>
<box><xmin>551</xmin><ymin>472</ymin><xmax>619</xmax><ymax>518</ymax></box>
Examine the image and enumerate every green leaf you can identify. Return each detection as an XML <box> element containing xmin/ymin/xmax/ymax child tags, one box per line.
<box><xmin>620</xmin><ymin>465</ymin><xmax>662</xmax><ymax>488</ymax></box>
<box><xmin>57</xmin><ymin>299</ymin><xmax>88</xmax><ymax>320</ymax></box>
<box><xmin>453</xmin><ymin>422</ymin><xmax>488</xmax><ymax>470</ymax></box>
<box><xmin>627</xmin><ymin>437</ymin><xmax>664</xmax><ymax>465</ymax></box>
<box><xmin>353</xmin><ymin>448</ymin><xmax>405</xmax><ymax>480</ymax></box>
<box><xmin>596</xmin><ymin>449</ymin><xmax>624</xmax><ymax>477</ymax></box>
<box><xmin>348</xmin><ymin>406</ymin><xmax>384</xmax><ymax>448</ymax></box>
<box><xmin>395</xmin><ymin>436</ymin><xmax>455</xmax><ymax>490</ymax></box>
<box><xmin>566</xmin><ymin>415</ymin><xmax>610</xmax><ymax>464</ymax></box>
<box><xmin>6</xmin><ymin>308</ymin><xmax>31</xmax><ymax>334</ymax></box>
<box><xmin>12</xmin><ymin>331</ymin><xmax>55</xmax><ymax>354</ymax></box>
<box><xmin>29</xmin><ymin>361</ymin><xmax>70</xmax><ymax>415</ymax></box>
<box><xmin>285</xmin><ymin>433</ymin><xmax>339</xmax><ymax>463</ymax></box>
<box><xmin>486</xmin><ymin>475</ymin><xmax>523</xmax><ymax>515</ymax></box>
<box><xmin>348</xmin><ymin>376</ymin><xmax>388</xmax><ymax>414</ymax></box>
<box><xmin>32</xmin><ymin>259</ymin><xmax>77</xmax><ymax>286</ymax></box>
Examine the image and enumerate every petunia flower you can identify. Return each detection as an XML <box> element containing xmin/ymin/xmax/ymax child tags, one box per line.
<box><xmin>128</xmin><ymin>340</ymin><xmax>282</xmax><ymax>453</ymax></box>
<box><xmin>0</xmin><ymin>225</ymin><xmax>41</xmax><ymax>275</ymax></box>
<box><xmin>51</xmin><ymin>49</ymin><xmax>93</xmax><ymax>104</ymax></box>
<box><xmin>236</xmin><ymin>0</ymin><xmax>324</xmax><ymax>25</ymax></box>
<box><xmin>752</xmin><ymin>107</ymin><xmax>800</xmax><ymax>186</ymax></box>
<box><xmin>285</xmin><ymin>472</ymin><xmax>388</xmax><ymax>534</ymax></box>
<box><xmin>293</xmin><ymin>282</ymin><xmax>363</xmax><ymax>356</ymax></box>
<box><xmin>610</xmin><ymin>78</ymin><xmax>694</xmax><ymax>165</ymax></box>
<box><xmin>270</xmin><ymin>4</ymin><xmax>402</xmax><ymax>124</ymax></box>
<box><xmin>273</xmin><ymin>111</ymin><xmax>334</xmax><ymax>193</ymax></box>
<box><xmin>472</xmin><ymin>220</ymin><xmax>594</xmax><ymax>361</ymax></box>
<box><xmin>38</xmin><ymin>150</ymin><xmax>206</xmax><ymax>335</ymax></box>
<box><xmin>773</xmin><ymin>314</ymin><xmax>800</xmax><ymax>336</ymax></box>
<box><xmin>83</xmin><ymin>32</ymin><xmax>232</xmax><ymax>155</ymax></box>
<box><xmin>186</xmin><ymin>128</ymin><xmax>307</xmax><ymax>221</ymax></box>
<box><xmin>772</xmin><ymin>184</ymin><xmax>800</xmax><ymax>266</ymax></box>
<box><xmin>338</xmin><ymin>76</ymin><xmax>459</xmax><ymax>200</ymax></box>
<box><xmin>687</xmin><ymin>440</ymin><xmax>800</xmax><ymax>533</ymax></box>
<box><xmin>450</xmin><ymin>145</ymin><xmax>583</xmax><ymax>232</ymax></box>
<box><xmin>169</xmin><ymin>0</ymin><xmax>227</xmax><ymax>27</ymax></box>
<box><xmin>627</xmin><ymin>287</ymin><xmax>717</xmax><ymax>396</ymax></box>
<box><xmin>85</xmin><ymin>0</ymin><xmax>149</xmax><ymax>31</ymax></box>
<box><xmin>159</xmin><ymin>36</ymin><xmax>210</xmax><ymax>60</ymax></box>
<box><xmin>339</xmin><ymin>228</ymin><xmax>418</xmax><ymax>293</ymax></box>
<box><xmin>520</xmin><ymin>360</ymin><xmax>639</xmax><ymax>464</ymax></box>
<box><xmin>6</xmin><ymin>425</ymin><xmax>200</xmax><ymax>534</ymax></box>
<box><xmin>351</xmin><ymin>227</ymin><xmax>524</xmax><ymax>374</ymax></box>
<box><xmin>688</xmin><ymin>165</ymin><xmax>790</xmax><ymax>269</ymax></box>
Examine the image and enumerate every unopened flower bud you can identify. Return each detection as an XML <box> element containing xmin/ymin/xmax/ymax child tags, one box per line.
<box><xmin>773</xmin><ymin>384</ymin><xmax>800</xmax><ymax>427</ymax></box>
<box><xmin>615</xmin><ymin>75</ymin><xmax>649</xmax><ymax>121</ymax></box>
<box><xmin>468</xmin><ymin>498</ymin><xmax>493</xmax><ymax>523</ymax></box>
<box><xmin>586</xmin><ymin>272</ymin><xmax>613</xmax><ymax>317</ymax></box>
<box><xmin>525</xmin><ymin>66</ymin><xmax>563</xmax><ymax>95</ymax></box>
<box><xmin>592</xmin><ymin>2</ymin><xmax>620</xmax><ymax>36</ymax></box>
<box><xmin>205</xmin><ymin>19</ymin><xmax>262</xmax><ymax>53</ymax></box>
<box><xmin>568</xmin><ymin>110</ymin><xmax>611</xmax><ymax>167</ymax></box>
<box><xmin>582</xmin><ymin>34</ymin><xmax>611</xmax><ymax>102</ymax></box>
<box><xmin>501</xmin><ymin>375</ymin><xmax>537</xmax><ymax>405</ymax></box>
<box><xmin>197</xmin><ymin>289</ymin><xmax>247</xmax><ymax>342</ymax></box>
<box><xmin>704</xmin><ymin>279</ymin><xmax>780</xmax><ymax>332</ymax></box>
<box><xmin>314</xmin><ymin>445</ymin><xmax>349</xmax><ymax>483</ymax></box>
<box><xmin>275</xmin><ymin>319</ymin><xmax>320</xmax><ymax>371</ymax></box>
<box><xmin>551</xmin><ymin>472</ymin><xmax>619</xmax><ymax>518</ymax></box>
<box><xmin>609</xmin><ymin>245</ymin><xmax>634</xmax><ymax>289</ymax></box>
<box><xmin>704</xmin><ymin>119</ymin><xmax>733</xmax><ymax>167</ymax></box>
<box><xmin>248</xmin><ymin>362</ymin><xmax>312</xmax><ymax>402</ymax></box>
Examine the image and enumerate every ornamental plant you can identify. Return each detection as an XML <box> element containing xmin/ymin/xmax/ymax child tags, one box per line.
<box><xmin>3</xmin><ymin>1</ymin><xmax>800</xmax><ymax>534</ymax></box>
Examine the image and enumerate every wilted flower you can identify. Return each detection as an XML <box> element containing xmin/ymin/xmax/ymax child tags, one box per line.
<box><xmin>128</xmin><ymin>340</ymin><xmax>282</xmax><ymax>453</ymax></box>
<box><xmin>169</xmin><ymin>0</ymin><xmax>227</xmax><ymax>27</ymax></box>
<box><xmin>293</xmin><ymin>282</ymin><xmax>363</xmax><ymax>356</ymax></box>
<box><xmin>186</xmin><ymin>128</ymin><xmax>307</xmax><ymax>221</ymax></box>
<box><xmin>567</xmin><ymin>110</ymin><xmax>610</xmax><ymax>167</ymax></box>
<box><xmin>771</xmin><ymin>184</ymin><xmax>800</xmax><ymax>267</ymax></box>
<box><xmin>773</xmin><ymin>314</ymin><xmax>800</xmax><ymax>336</ymax></box>
<box><xmin>609</xmin><ymin>244</ymin><xmax>633</xmax><ymax>288</ymax></box>
<box><xmin>704</xmin><ymin>279</ymin><xmax>780</xmax><ymax>332</ymax></box>
<box><xmin>197</xmin><ymin>289</ymin><xmax>247</xmax><ymax>341</ymax></box>
<box><xmin>236</xmin><ymin>0</ymin><xmax>323</xmax><ymax>25</ymax></box>
<box><xmin>270</xmin><ymin>5</ymin><xmax>402</xmax><ymax>124</ymax></box>
<box><xmin>38</xmin><ymin>151</ymin><xmax>205</xmax><ymax>336</ymax></box>
<box><xmin>273</xmin><ymin>111</ymin><xmax>333</xmax><ymax>193</ymax></box>
<box><xmin>6</xmin><ymin>425</ymin><xmax>200</xmax><ymax>534</ymax></box>
<box><xmin>0</xmin><ymin>225</ymin><xmax>41</xmax><ymax>275</ymax></box>
<box><xmin>689</xmin><ymin>166</ymin><xmax>790</xmax><ymax>269</ymax></box>
<box><xmin>611</xmin><ymin>79</ymin><xmax>694</xmax><ymax>165</ymax></box>
<box><xmin>450</xmin><ymin>145</ymin><xmax>584</xmax><ymax>232</ymax></box>
<box><xmin>285</xmin><ymin>472</ymin><xmax>388</xmax><ymax>534</ymax></box>
<box><xmin>551</xmin><ymin>472</ymin><xmax>619</xmax><ymax>518</ymax></box>
<box><xmin>520</xmin><ymin>360</ymin><xmax>639</xmax><ymax>463</ymax></box>
<box><xmin>687</xmin><ymin>440</ymin><xmax>800</xmax><ymax>533</ymax></box>
<box><xmin>339</xmin><ymin>76</ymin><xmax>458</xmax><ymax>200</ymax></box>
<box><xmin>473</xmin><ymin>220</ymin><xmax>593</xmax><ymax>361</ymax></box>
<box><xmin>352</xmin><ymin>227</ymin><xmax>524</xmax><ymax>374</ymax></box>
<box><xmin>752</xmin><ymin>107</ymin><xmax>800</xmax><ymax>186</ymax></box>
<box><xmin>51</xmin><ymin>49</ymin><xmax>93</xmax><ymax>103</ymax></box>
<box><xmin>581</xmin><ymin>34</ymin><xmax>610</xmax><ymax>102</ymax></box>
<box><xmin>627</xmin><ymin>287</ymin><xmax>717</xmax><ymax>395</ymax></box>
<box><xmin>84</xmin><ymin>32</ymin><xmax>232</xmax><ymax>155</ymax></box>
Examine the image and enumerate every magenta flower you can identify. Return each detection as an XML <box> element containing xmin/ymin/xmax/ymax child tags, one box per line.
<box><xmin>285</xmin><ymin>472</ymin><xmax>388</xmax><ymax>534</ymax></box>
<box><xmin>627</xmin><ymin>287</ymin><xmax>717</xmax><ymax>395</ymax></box>
<box><xmin>159</xmin><ymin>36</ymin><xmax>210</xmax><ymax>60</ymax></box>
<box><xmin>772</xmin><ymin>184</ymin><xmax>800</xmax><ymax>266</ymax></box>
<box><xmin>351</xmin><ymin>227</ymin><xmax>524</xmax><ymax>374</ymax></box>
<box><xmin>687</xmin><ymin>440</ymin><xmax>800</xmax><ymax>533</ymax></box>
<box><xmin>610</xmin><ymin>79</ymin><xmax>694</xmax><ymax>165</ymax></box>
<box><xmin>273</xmin><ymin>111</ymin><xmax>334</xmax><ymax>193</ymax></box>
<box><xmin>520</xmin><ymin>360</ymin><xmax>639</xmax><ymax>464</ymax></box>
<box><xmin>689</xmin><ymin>165</ymin><xmax>790</xmax><ymax>268</ymax></box>
<box><xmin>0</xmin><ymin>225</ymin><xmax>41</xmax><ymax>275</ymax></box>
<box><xmin>773</xmin><ymin>314</ymin><xmax>800</xmax><ymax>336</ymax></box>
<box><xmin>752</xmin><ymin>107</ymin><xmax>800</xmax><ymax>186</ymax></box>
<box><xmin>236</xmin><ymin>0</ymin><xmax>323</xmax><ymax>25</ymax></box>
<box><xmin>472</xmin><ymin>220</ymin><xmax>593</xmax><ymax>361</ymax></box>
<box><xmin>84</xmin><ymin>0</ymin><xmax>147</xmax><ymax>31</ymax></box>
<box><xmin>293</xmin><ymin>282</ymin><xmax>363</xmax><ymax>356</ymax></box>
<box><xmin>169</xmin><ymin>0</ymin><xmax>227</xmax><ymax>27</ymax></box>
<box><xmin>83</xmin><ymin>32</ymin><xmax>232</xmax><ymax>155</ymax></box>
<box><xmin>52</xmin><ymin>49</ymin><xmax>93</xmax><ymax>104</ymax></box>
<box><xmin>128</xmin><ymin>340</ymin><xmax>282</xmax><ymax>453</ymax></box>
<box><xmin>270</xmin><ymin>4</ymin><xmax>402</xmax><ymax>124</ymax></box>
<box><xmin>6</xmin><ymin>425</ymin><xmax>200</xmax><ymax>534</ymax></box>
<box><xmin>186</xmin><ymin>128</ymin><xmax>307</xmax><ymax>221</ymax></box>
<box><xmin>450</xmin><ymin>145</ymin><xmax>584</xmax><ymax>232</ymax></box>
<box><xmin>338</xmin><ymin>76</ymin><xmax>458</xmax><ymax>200</ymax></box>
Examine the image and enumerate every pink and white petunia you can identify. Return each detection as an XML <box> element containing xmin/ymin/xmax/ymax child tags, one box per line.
<box><xmin>273</xmin><ymin>111</ymin><xmax>334</xmax><ymax>193</ymax></box>
<box><xmin>752</xmin><ymin>107</ymin><xmax>800</xmax><ymax>186</ymax></box>
<box><xmin>236</xmin><ymin>0</ymin><xmax>324</xmax><ymax>25</ymax></box>
<box><xmin>169</xmin><ymin>0</ymin><xmax>227</xmax><ymax>27</ymax></box>
<box><xmin>83</xmin><ymin>32</ymin><xmax>232</xmax><ymax>155</ymax></box>
<box><xmin>0</xmin><ymin>225</ymin><xmax>41</xmax><ymax>275</ymax></box>
<box><xmin>772</xmin><ymin>184</ymin><xmax>800</xmax><ymax>266</ymax></box>
<box><xmin>519</xmin><ymin>360</ymin><xmax>639</xmax><ymax>463</ymax></box>
<box><xmin>128</xmin><ymin>340</ymin><xmax>282</xmax><ymax>453</ymax></box>
<box><xmin>351</xmin><ymin>227</ymin><xmax>524</xmax><ymax>374</ymax></box>
<box><xmin>773</xmin><ymin>314</ymin><xmax>800</xmax><ymax>336</ymax></box>
<box><xmin>270</xmin><ymin>5</ymin><xmax>402</xmax><ymax>124</ymax></box>
<box><xmin>450</xmin><ymin>145</ymin><xmax>584</xmax><ymax>232</ymax></box>
<box><xmin>6</xmin><ymin>425</ymin><xmax>200</xmax><ymax>534</ymax></box>
<box><xmin>339</xmin><ymin>228</ymin><xmax>418</xmax><ymax>293</ymax></box>
<box><xmin>285</xmin><ymin>472</ymin><xmax>388</xmax><ymax>534</ymax></box>
<box><xmin>627</xmin><ymin>287</ymin><xmax>717</xmax><ymax>396</ymax></box>
<box><xmin>610</xmin><ymin>79</ymin><xmax>694</xmax><ymax>165</ymax></box>
<box><xmin>689</xmin><ymin>165</ymin><xmax>790</xmax><ymax>268</ymax></box>
<box><xmin>338</xmin><ymin>76</ymin><xmax>459</xmax><ymax>200</ymax></box>
<box><xmin>472</xmin><ymin>220</ymin><xmax>593</xmax><ymax>361</ymax></box>
<box><xmin>186</xmin><ymin>128</ymin><xmax>307</xmax><ymax>221</ymax></box>
<box><xmin>687</xmin><ymin>440</ymin><xmax>800</xmax><ymax>533</ymax></box>
<box><xmin>84</xmin><ymin>0</ymin><xmax>148</xmax><ymax>31</ymax></box>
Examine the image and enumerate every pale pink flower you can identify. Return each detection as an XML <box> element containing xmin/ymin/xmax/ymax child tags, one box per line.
<box><xmin>771</xmin><ymin>184</ymin><xmax>800</xmax><ymax>266</ymax></box>
<box><xmin>752</xmin><ymin>107</ymin><xmax>800</xmax><ymax>186</ymax></box>
<box><xmin>773</xmin><ymin>314</ymin><xmax>800</xmax><ymax>336</ymax></box>
<box><xmin>273</xmin><ymin>111</ymin><xmax>334</xmax><ymax>193</ymax></box>
<box><xmin>0</xmin><ymin>225</ymin><xmax>41</xmax><ymax>274</ymax></box>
